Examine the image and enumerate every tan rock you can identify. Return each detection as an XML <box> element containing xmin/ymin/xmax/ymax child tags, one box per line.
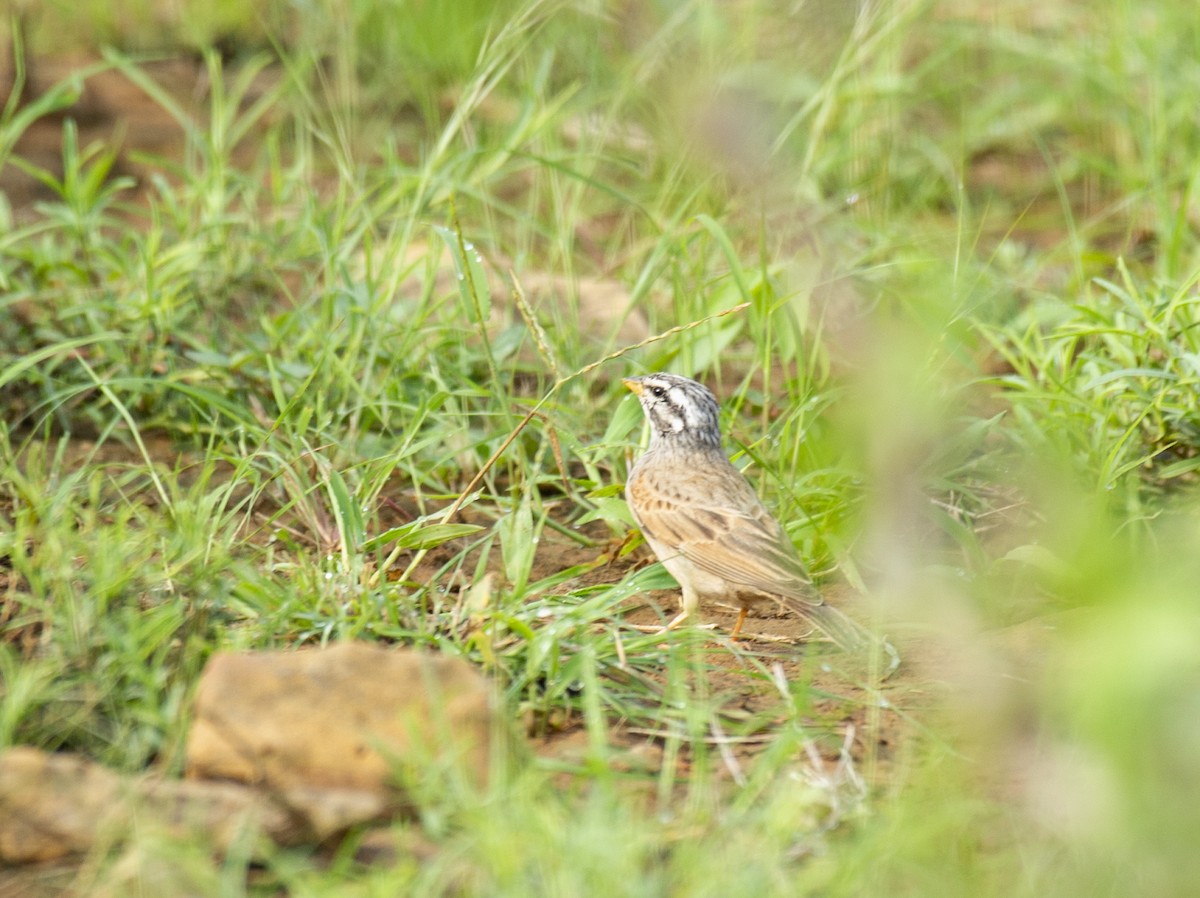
<box><xmin>0</xmin><ymin>747</ymin><xmax>390</xmax><ymax>865</ymax></box>
<box><xmin>0</xmin><ymin>645</ymin><xmax>501</xmax><ymax>866</ymax></box>
<box><xmin>185</xmin><ymin>642</ymin><xmax>499</xmax><ymax>795</ymax></box>
<box><xmin>518</xmin><ymin>271</ymin><xmax>650</xmax><ymax>345</ymax></box>
<box><xmin>388</xmin><ymin>241</ymin><xmax>652</xmax><ymax>348</ymax></box>
<box><xmin>0</xmin><ymin>747</ymin><xmax>124</xmax><ymax>863</ymax></box>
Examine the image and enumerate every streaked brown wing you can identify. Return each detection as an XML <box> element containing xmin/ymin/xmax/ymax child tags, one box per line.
<box><xmin>629</xmin><ymin>472</ymin><xmax>822</xmax><ymax>608</ymax></box>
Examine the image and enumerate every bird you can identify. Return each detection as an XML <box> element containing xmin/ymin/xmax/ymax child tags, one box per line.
<box><xmin>622</xmin><ymin>372</ymin><xmax>867</xmax><ymax>651</ymax></box>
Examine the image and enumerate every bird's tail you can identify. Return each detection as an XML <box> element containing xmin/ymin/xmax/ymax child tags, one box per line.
<box><xmin>791</xmin><ymin>599</ymin><xmax>900</xmax><ymax>673</ymax></box>
<box><xmin>802</xmin><ymin>600</ymin><xmax>870</xmax><ymax>652</ymax></box>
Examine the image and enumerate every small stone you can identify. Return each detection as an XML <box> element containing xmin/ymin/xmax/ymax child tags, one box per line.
<box><xmin>0</xmin><ymin>748</ymin><xmax>392</xmax><ymax>865</ymax></box>
<box><xmin>185</xmin><ymin>642</ymin><xmax>501</xmax><ymax>795</ymax></box>
<box><xmin>0</xmin><ymin>747</ymin><xmax>124</xmax><ymax>864</ymax></box>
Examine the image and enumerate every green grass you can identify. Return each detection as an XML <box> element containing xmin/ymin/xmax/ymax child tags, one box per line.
<box><xmin>3</xmin><ymin>0</ymin><xmax>1200</xmax><ymax>894</ymax></box>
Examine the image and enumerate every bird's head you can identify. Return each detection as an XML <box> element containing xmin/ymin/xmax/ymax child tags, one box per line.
<box><xmin>623</xmin><ymin>373</ymin><xmax>722</xmax><ymax>449</ymax></box>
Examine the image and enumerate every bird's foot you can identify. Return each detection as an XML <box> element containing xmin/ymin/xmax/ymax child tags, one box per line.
<box><xmin>626</xmin><ymin>622</ymin><xmax>718</xmax><ymax>635</ymax></box>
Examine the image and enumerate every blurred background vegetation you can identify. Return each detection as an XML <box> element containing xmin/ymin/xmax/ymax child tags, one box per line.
<box><xmin>2</xmin><ymin>0</ymin><xmax>1199</xmax><ymax>895</ymax></box>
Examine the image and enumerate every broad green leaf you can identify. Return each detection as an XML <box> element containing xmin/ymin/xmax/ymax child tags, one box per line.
<box><xmin>362</xmin><ymin>521</ymin><xmax>483</xmax><ymax>552</ymax></box>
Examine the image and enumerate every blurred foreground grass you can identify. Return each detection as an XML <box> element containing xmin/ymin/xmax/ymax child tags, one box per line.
<box><xmin>2</xmin><ymin>0</ymin><xmax>1200</xmax><ymax>894</ymax></box>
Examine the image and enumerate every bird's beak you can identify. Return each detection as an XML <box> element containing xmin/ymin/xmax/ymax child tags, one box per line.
<box><xmin>622</xmin><ymin>377</ymin><xmax>643</xmax><ymax>396</ymax></box>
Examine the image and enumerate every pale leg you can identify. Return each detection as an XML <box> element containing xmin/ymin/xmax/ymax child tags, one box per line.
<box><xmin>668</xmin><ymin>586</ymin><xmax>701</xmax><ymax>629</ymax></box>
<box><xmin>666</xmin><ymin>608</ymin><xmax>691</xmax><ymax>629</ymax></box>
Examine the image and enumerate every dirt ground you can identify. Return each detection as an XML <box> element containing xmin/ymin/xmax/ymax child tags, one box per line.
<box><xmin>3</xmin><ymin>53</ymin><xmax>269</xmax><ymax>218</ymax></box>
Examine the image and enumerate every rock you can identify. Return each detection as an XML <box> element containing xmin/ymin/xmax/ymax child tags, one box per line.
<box><xmin>518</xmin><ymin>271</ymin><xmax>650</xmax><ymax>345</ymax></box>
<box><xmin>0</xmin><ymin>644</ymin><xmax>503</xmax><ymax>866</ymax></box>
<box><xmin>144</xmin><ymin>777</ymin><xmax>390</xmax><ymax>848</ymax></box>
<box><xmin>0</xmin><ymin>747</ymin><xmax>390</xmax><ymax>865</ymax></box>
<box><xmin>387</xmin><ymin>241</ymin><xmax>653</xmax><ymax>348</ymax></box>
<box><xmin>185</xmin><ymin>643</ymin><xmax>499</xmax><ymax>795</ymax></box>
<box><xmin>0</xmin><ymin>748</ymin><xmax>124</xmax><ymax>864</ymax></box>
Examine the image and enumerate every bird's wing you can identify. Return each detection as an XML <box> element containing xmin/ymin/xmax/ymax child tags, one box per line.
<box><xmin>628</xmin><ymin>472</ymin><xmax>823</xmax><ymax>609</ymax></box>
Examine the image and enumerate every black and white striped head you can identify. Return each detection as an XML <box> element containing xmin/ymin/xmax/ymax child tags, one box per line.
<box><xmin>623</xmin><ymin>373</ymin><xmax>722</xmax><ymax>450</ymax></box>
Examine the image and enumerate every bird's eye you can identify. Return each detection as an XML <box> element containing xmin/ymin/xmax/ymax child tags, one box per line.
<box><xmin>650</xmin><ymin>386</ymin><xmax>666</xmax><ymax>398</ymax></box>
